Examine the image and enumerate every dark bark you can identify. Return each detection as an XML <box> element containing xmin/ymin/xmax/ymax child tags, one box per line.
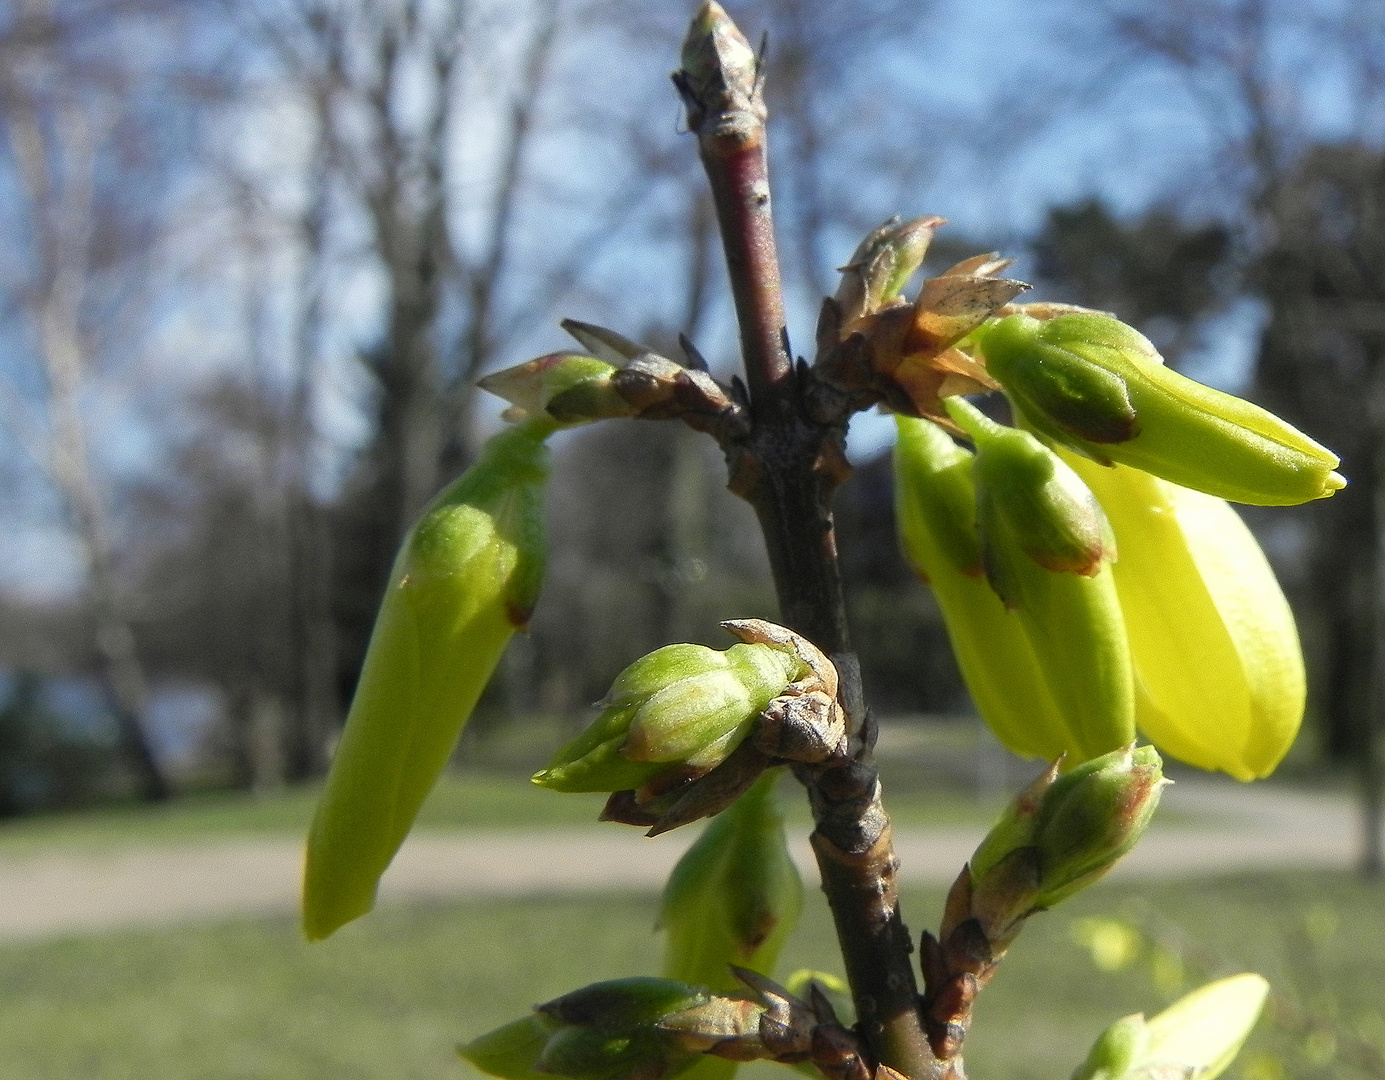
<box><xmin>676</xmin><ymin>8</ymin><xmax>943</xmax><ymax>1077</ymax></box>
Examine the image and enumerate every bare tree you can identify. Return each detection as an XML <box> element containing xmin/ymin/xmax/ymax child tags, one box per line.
<box><xmin>0</xmin><ymin>2</ymin><xmax>186</xmax><ymax>800</ymax></box>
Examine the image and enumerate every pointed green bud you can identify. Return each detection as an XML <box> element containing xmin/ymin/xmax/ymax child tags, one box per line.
<box><xmin>462</xmin><ymin>1016</ymin><xmax>560</xmax><ymax>1080</ymax></box>
<box><xmin>944</xmin><ymin>396</ymin><xmax>1115</xmax><ymax>586</ymax></box>
<box><xmin>1032</xmin><ymin>744</ymin><xmax>1166</xmax><ymax>907</ymax></box>
<box><xmin>464</xmin><ymin>980</ymin><xmax>709</xmax><ymax>1080</ymax></box>
<box><xmin>963</xmin><ymin>748</ymin><xmax>1164</xmax><ymax>945</ymax></box>
<box><xmin>479</xmin><ymin>353</ymin><xmax>636</xmax><ymax>424</ymax></box>
<box><xmin>835</xmin><ymin>215</ymin><xmax>945</xmax><ymax>328</ymax></box>
<box><xmin>303</xmin><ymin>418</ymin><xmax>553</xmax><ymax>941</ymax></box>
<box><xmin>661</xmin><ymin>773</ymin><xmax>803</xmax><ymax>994</ymax></box>
<box><xmin>942</xmin><ymin>398</ymin><xmax>1134</xmax><ymax>760</ymax></box>
<box><xmin>1070</xmin><ymin>1014</ymin><xmax>1149</xmax><ymax>1080</ymax></box>
<box><xmin>973</xmin><ymin>311</ymin><xmax>1345</xmax><ymax>506</ymax></box>
<box><xmin>533</xmin><ymin>640</ymin><xmax>806</xmax><ymax>794</ymax></box>
<box><xmin>893</xmin><ymin>417</ymin><xmax>1078</xmax><ymax>761</ymax></box>
<box><xmin>1136</xmin><ymin>974</ymin><xmax>1269</xmax><ymax>1080</ymax></box>
<box><xmin>540</xmin><ymin>979</ymin><xmax>710</xmax><ymax>1031</ymax></box>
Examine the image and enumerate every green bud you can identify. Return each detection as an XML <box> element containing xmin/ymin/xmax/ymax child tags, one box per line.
<box><xmin>462</xmin><ymin>1016</ymin><xmax>560</xmax><ymax>1080</ymax></box>
<box><xmin>1032</xmin><ymin>744</ymin><xmax>1166</xmax><ymax>907</ymax></box>
<box><xmin>964</xmin><ymin>748</ymin><xmax>1164</xmax><ymax>945</ymax></box>
<box><xmin>944</xmin><ymin>396</ymin><xmax>1115</xmax><ymax>587</ymax></box>
<box><xmin>533</xmin><ymin>641</ymin><xmax>805</xmax><ymax>794</ymax></box>
<box><xmin>479</xmin><ymin>353</ymin><xmax>635</xmax><ymax>424</ymax></box>
<box><xmin>303</xmin><ymin>418</ymin><xmax>553</xmax><ymax>941</ymax></box>
<box><xmin>835</xmin><ymin>215</ymin><xmax>944</xmax><ymax>327</ymax></box>
<box><xmin>1137</xmin><ymin>974</ymin><xmax>1269</xmax><ymax>1080</ymax></box>
<box><xmin>1069</xmin><ymin>974</ymin><xmax>1269</xmax><ymax>1080</ymax></box>
<box><xmin>1070</xmin><ymin>1014</ymin><xmax>1149</xmax><ymax>1080</ymax></box>
<box><xmin>974</xmin><ymin>311</ymin><xmax>1345</xmax><ymax>506</ymax></box>
<box><xmin>943</xmin><ymin>397</ymin><xmax>1134</xmax><ymax>760</ymax></box>
<box><xmin>463</xmin><ymin>980</ymin><xmax>709</xmax><ymax>1080</ymax></box>
<box><xmin>661</xmin><ymin>772</ymin><xmax>804</xmax><ymax>993</ymax></box>
<box><xmin>540</xmin><ymin>979</ymin><xmax>710</xmax><ymax>1031</ymax></box>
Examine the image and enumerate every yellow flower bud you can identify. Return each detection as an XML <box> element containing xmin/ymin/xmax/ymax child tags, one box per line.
<box><xmin>944</xmin><ymin>398</ymin><xmax>1135</xmax><ymax>761</ymax></box>
<box><xmin>893</xmin><ymin>415</ymin><xmax>1077</xmax><ymax>761</ymax></box>
<box><xmin>974</xmin><ymin>310</ymin><xmax>1344</xmax><ymax>506</ymax></box>
<box><xmin>1062</xmin><ymin>454</ymin><xmax>1306</xmax><ymax>780</ymax></box>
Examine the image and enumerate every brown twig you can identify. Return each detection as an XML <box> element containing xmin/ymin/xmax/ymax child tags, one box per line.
<box><xmin>674</xmin><ymin>6</ymin><xmax>944</xmax><ymax>1078</ymax></box>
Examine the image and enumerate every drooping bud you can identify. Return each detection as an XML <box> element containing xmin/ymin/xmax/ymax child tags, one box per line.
<box><xmin>973</xmin><ymin>309</ymin><xmax>1345</xmax><ymax>506</ymax></box>
<box><xmin>479</xmin><ymin>353</ymin><xmax>634</xmax><ymax>424</ymax></box>
<box><xmin>1071</xmin><ymin>975</ymin><xmax>1269</xmax><ymax>1080</ymax></box>
<box><xmin>943</xmin><ymin>397</ymin><xmax>1134</xmax><ymax>761</ymax></box>
<box><xmin>303</xmin><ymin>417</ymin><xmax>553</xmax><ymax>941</ymax></box>
<box><xmin>1063</xmin><ymin>454</ymin><xmax>1306</xmax><ymax>780</ymax></box>
<box><xmin>835</xmin><ymin>215</ymin><xmax>945</xmax><ymax>330</ymax></box>
<box><xmin>462</xmin><ymin>979</ymin><xmax>709</xmax><ymax>1080</ymax></box>
<box><xmin>661</xmin><ymin>772</ymin><xmax>804</xmax><ymax>994</ymax></box>
<box><xmin>892</xmin><ymin>415</ymin><xmax>1077</xmax><ymax>761</ymax></box>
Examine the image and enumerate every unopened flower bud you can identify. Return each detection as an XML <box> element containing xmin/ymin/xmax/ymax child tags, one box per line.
<box><xmin>479</xmin><ymin>353</ymin><xmax>636</xmax><ymax>424</ymax></box>
<box><xmin>533</xmin><ymin>637</ymin><xmax>807</xmax><ymax>794</ymax></box>
<box><xmin>835</xmin><ymin>215</ymin><xmax>944</xmax><ymax>330</ymax></box>
<box><xmin>973</xmin><ymin>310</ymin><xmax>1345</xmax><ymax>506</ymax></box>
<box><xmin>1135</xmin><ymin>974</ymin><xmax>1268</xmax><ymax>1080</ymax></box>
<box><xmin>1032</xmin><ymin>744</ymin><xmax>1166</xmax><ymax>907</ymax></box>
<box><xmin>1070</xmin><ymin>1013</ymin><xmax>1148</xmax><ymax>1080</ymax></box>
<box><xmin>962</xmin><ymin>748</ymin><xmax>1164</xmax><ymax>949</ymax></box>
<box><xmin>944</xmin><ymin>396</ymin><xmax>1115</xmax><ymax>588</ymax></box>
<box><xmin>303</xmin><ymin>418</ymin><xmax>553</xmax><ymax>941</ymax></box>
<box><xmin>943</xmin><ymin>397</ymin><xmax>1134</xmax><ymax>760</ymax></box>
<box><xmin>661</xmin><ymin>773</ymin><xmax>803</xmax><ymax>993</ymax></box>
<box><xmin>463</xmin><ymin>979</ymin><xmax>709</xmax><ymax>1080</ymax></box>
<box><xmin>893</xmin><ymin>417</ymin><xmax>1077</xmax><ymax>761</ymax></box>
<box><xmin>1071</xmin><ymin>974</ymin><xmax>1269</xmax><ymax>1080</ymax></box>
<box><xmin>1063</xmin><ymin>454</ymin><xmax>1306</xmax><ymax>780</ymax></box>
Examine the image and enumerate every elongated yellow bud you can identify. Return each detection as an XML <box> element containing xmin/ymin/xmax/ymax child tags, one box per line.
<box><xmin>974</xmin><ymin>310</ymin><xmax>1344</xmax><ymax>506</ymax></box>
<box><xmin>1062</xmin><ymin>454</ymin><xmax>1306</xmax><ymax>780</ymax></box>
<box><xmin>893</xmin><ymin>415</ymin><xmax>1076</xmax><ymax>760</ymax></box>
<box><xmin>303</xmin><ymin>418</ymin><xmax>554</xmax><ymax>941</ymax></box>
<box><xmin>944</xmin><ymin>398</ymin><xmax>1135</xmax><ymax>761</ymax></box>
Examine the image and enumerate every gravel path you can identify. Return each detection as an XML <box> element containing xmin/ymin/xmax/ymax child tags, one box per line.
<box><xmin>0</xmin><ymin>779</ymin><xmax>1364</xmax><ymax>942</ymax></box>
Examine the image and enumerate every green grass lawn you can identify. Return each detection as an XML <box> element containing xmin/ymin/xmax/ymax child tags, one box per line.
<box><xmin>0</xmin><ymin>872</ymin><xmax>1380</xmax><ymax>1080</ymax></box>
<box><xmin>0</xmin><ymin>762</ymin><xmax>1017</xmax><ymax>855</ymax></box>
